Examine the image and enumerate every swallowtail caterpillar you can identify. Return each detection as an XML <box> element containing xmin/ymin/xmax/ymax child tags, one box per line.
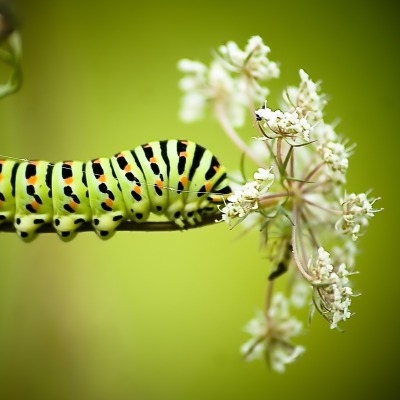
<box><xmin>0</xmin><ymin>140</ymin><xmax>231</xmax><ymax>242</ymax></box>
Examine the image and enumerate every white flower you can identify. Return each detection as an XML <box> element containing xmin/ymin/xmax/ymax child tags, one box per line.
<box><xmin>178</xmin><ymin>37</ymin><xmax>279</xmax><ymax>128</ymax></box>
<box><xmin>290</xmin><ymin>280</ymin><xmax>311</xmax><ymax>308</ymax></box>
<box><xmin>241</xmin><ymin>294</ymin><xmax>304</xmax><ymax>372</ymax></box>
<box><xmin>218</xmin><ymin>167</ymin><xmax>274</xmax><ymax>226</ymax></box>
<box><xmin>178</xmin><ymin>92</ymin><xmax>207</xmax><ymax>122</ymax></box>
<box><xmin>331</xmin><ymin>240</ymin><xmax>358</xmax><ymax>270</ymax></box>
<box><xmin>308</xmin><ymin>247</ymin><xmax>334</xmax><ymax>283</ymax></box>
<box><xmin>253</xmin><ymin>167</ymin><xmax>275</xmax><ymax>190</ymax></box>
<box><xmin>308</xmin><ymin>247</ymin><xmax>354</xmax><ymax>329</ymax></box>
<box><xmin>177</xmin><ymin>59</ymin><xmax>208</xmax><ymax>122</ymax></box>
<box><xmin>216</xmin><ymin>36</ymin><xmax>279</xmax><ymax>105</ymax></box>
<box><xmin>177</xmin><ymin>59</ymin><xmax>208</xmax><ymax>74</ymax></box>
<box><xmin>255</xmin><ymin>104</ymin><xmax>312</xmax><ymax>141</ymax></box>
<box><xmin>282</xmin><ymin>69</ymin><xmax>326</xmax><ymax>124</ymax></box>
<box><xmin>178</xmin><ymin>58</ymin><xmax>248</xmax><ymax>127</ymax></box>
<box><xmin>312</xmin><ymin>122</ymin><xmax>338</xmax><ymax>143</ymax></box>
<box><xmin>208</xmin><ymin>61</ymin><xmax>247</xmax><ymax>126</ymax></box>
<box><xmin>336</xmin><ymin>192</ymin><xmax>381</xmax><ymax>241</ymax></box>
<box><xmin>296</xmin><ymin>69</ymin><xmax>326</xmax><ymax>123</ymax></box>
<box><xmin>318</xmin><ymin>140</ymin><xmax>354</xmax><ymax>183</ymax></box>
<box><xmin>240</xmin><ymin>293</ymin><xmax>305</xmax><ymax>372</ymax></box>
<box><xmin>218</xmin><ymin>35</ymin><xmax>280</xmax><ymax>81</ymax></box>
<box><xmin>270</xmin><ymin>345</ymin><xmax>306</xmax><ymax>374</ymax></box>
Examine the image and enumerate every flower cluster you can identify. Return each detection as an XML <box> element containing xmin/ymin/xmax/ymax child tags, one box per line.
<box><xmin>308</xmin><ymin>247</ymin><xmax>354</xmax><ymax>329</ymax></box>
<box><xmin>177</xmin><ymin>59</ymin><xmax>247</xmax><ymax>126</ymax></box>
<box><xmin>218</xmin><ymin>167</ymin><xmax>274</xmax><ymax>226</ymax></box>
<box><xmin>178</xmin><ymin>36</ymin><xmax>279</xmax><ymax>128</ymax></box>
<box><xmin>317</xmin><ymin>140</ymin><xmax>353</xmax><ymax>183</ymax></box>
<box><xmin>241</xmin><ymin>294</ymin><xmax>305</xmax><ymax>373</ymax></box>
<box><xmin>255</xmin><ymin>105</ymin><xmax>312</xmax><ymax>142</ymax></box>
<box><xmin>178</xmin><ymin>36</ymin><xmax>381</xmax><ymax>372</ymax></box>
<box><xmin>337</xmin><ymin>192</ymin><xmax>381</xmax><ymax>240</ymax></box>
<box><xmin>285</xmin><ymin>69</ymin><xmax>326</xmax><ymax>123</ymax></box>
<box><xmin>217</xmin><ymin>36</ymin><xmax>279</xmax><ymax>81</ymax></box>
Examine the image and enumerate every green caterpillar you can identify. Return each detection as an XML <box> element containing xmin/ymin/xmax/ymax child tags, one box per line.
<box><xmin>0</xmin><ymin>140</ymin><xmax>231</xmax><ymax>241</ymax></box>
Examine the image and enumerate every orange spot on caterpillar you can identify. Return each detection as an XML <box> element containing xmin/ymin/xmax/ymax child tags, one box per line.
<box><xmin>64</xmin><ymin>161</ymin><xmax>73</xmax><ymax>166</ymax></box>
<box><xmin>0</xmin><ymin>173</ymin><xmax>3</xmax><ymax>182</ymax></box>
<box><xmin>143</xmin><ymin>144</ymin><xmax>151</xmax><ymax>148</ymax></box>
<box><xmin>205</xmin><ymin>182</ymin><xmax>212</xmax><ymax>192</ymax></box>
<box><xmin>213</xmin><ymin>165</ymin><xmax>219</xmax><ymax>172</ymax></box>
<box><xmin>0</xmin><ymin>160</ymin><xmax>5</xmax><ymax>165</ymax></box>
<box><xmin>0</xmin><ymin>200</ymin><xmax>3</xmax><ymax>207</ymax></box>
<box><xmin>210</xmin><ymin>195</ymin><xmax>223</xmax><ymax>203</ymax></box>
<box><xmin>93</xmin><ymin>159</ymin><xmax>101</xmax><ymax>164</ymax></box>
<box><xmin>116</xmin><ymin>153</ymin><xmax>124</xmax><ymax>158</ymax></box>
<box><xmin>31</xmin><ymin>200</ymin><xmax>40</xmax><ymax>210</ymax></box>
<box><xmin>181</xmin><ymin>140</ymin><xmax>188</xmax><ymax>145</ymax></box>
<box><xmin>27</xmin><ymin>176</ymin><xmax>37</xmax><ymax>185</ymax></box>
<box><xmin>69</xmin><ymin>200</ymin><xmax>77</xmax><ymax>210</ymax></box>
<box><xmin>124</xmin><ymin>164</ymin><xmax>132</xmax><ymax>172</ymax></box>
<box><xmin>105</xmin><ymin>198</ymin><xmax>113</xmax><ymax>207</ymax></box>
<box><xmin>133</xmin><ymin>185</ymin><xmax>141</xmax><ymax>195</ymax></box>
<box><xmin>149</xmin><ymin>157</ymin><xmax>157</xmax><ymax>163</ymax></box>
<box><xmin>29</xmin><ymin>161</ymin><xmax>39</xmax><ymax>166</ymax></box>
<box><xmin>180</xmin><ymin>176</ymin><xmax>188</xmax><ymax>186</ymax></box>
<box><xmin>98</xmin><ymin>175</ymin><xmax>106</xmax><ymax>182</ymax></box>
<box><xmin>155</xmin><ymin>179</ymin><xmax>163</xmax><ymax>189</ymax></box>
<box><xmin>64</xmin><ymin>177</ymin><xmax>73</xmax><ymax>185</ymax></box>
<box><xmin>179</xmin><ymin>151</ymin><xmax>188</xmax><ymax>158</ymax></box>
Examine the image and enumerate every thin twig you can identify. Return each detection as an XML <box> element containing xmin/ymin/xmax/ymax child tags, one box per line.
<box><xmin>258</xmin><ymin>191</ymin><xmax>293</xmax><ymax>206</ymax></box>
<box><xmin>276</xmin><ymin>138</ymin><xmax>283</xmax><ymax>167</ymax></box>
<box><xmin>289</xmin><ymin>147</ymin><xmax>294</xmax><ymax>188</ymax></box>
<box><xmin>265</xmin><ymin>279</ymin><xmax>274</xmax><ymax>318</ymax></box>
<box><xmin>0</xmin><ymin>214</ymin><xmax>222</xmax><ymax>234</ymax></box>
<box><xmin>303</xmin><ymin>198</ymin><xmax>342</xmax><ymax>215</ymax></box>
<box><xmin>300</xmin><ymin>162</ymin><xmax>324</xmax><ymax>189</ymax></box>
<box><xmin>300</xmin><ymin>208</ymin><xmax>319</xmax><ymax>248</ymax></box>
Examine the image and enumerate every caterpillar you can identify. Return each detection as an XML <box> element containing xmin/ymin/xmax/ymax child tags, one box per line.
<box><xmin>0</xmin><ymin>140</ymin><xmax>231</xmax><ymax>242</ymax></box>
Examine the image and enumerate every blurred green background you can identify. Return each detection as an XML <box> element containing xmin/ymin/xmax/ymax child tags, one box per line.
<box><xmin>0</xmin><ymin>0</ymin><xmax>398</xmax><ymax>399</ymax></box>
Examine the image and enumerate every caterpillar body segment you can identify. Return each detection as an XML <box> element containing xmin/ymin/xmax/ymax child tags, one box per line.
<box><xmin>132</xmin><ymin>142</ymin><xmax>170</xmax><ymax>217</ymax></box>
<box><xmin>52</xmin><ymin>160</ymin><xmax>91</xmax><ymax>241</ymax></box>
<box><xmin>0</xmin><ymin>140</ymin><xmax>231</xmax><ymax>241</ymax></box>
<box><xmin>86</xmin><ymin>157</ymin><xmax>128</xmax><ymax>239</ymax></box>
<box><xmin>14</xmin><ymin>160</ymin><xmax>54</xmax><ymax>241</ymax></box>
<box><xmin>110</xmin><ymin>150</ymin><xmax>152</xmax><ymax>224</ymax></box>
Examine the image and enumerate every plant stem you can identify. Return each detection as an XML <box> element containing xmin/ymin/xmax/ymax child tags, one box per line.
<box><xmin>302</xmin><ymin>198</ymin><xmax>342</xmax><ymax>215</ymax></box>
<box><xmin>258</xmin><ymin>191</ymin><xmax>292</xmax><ymax>206</ymax></box>
<box><xmin>0</xmin><ymin>214</ymin><xmax>222</xmax><ymax>234</ymax></box>
<box><xmin>265</xmin><ymin>279</ymin><xmax>274</xmax><ymax>319</ymax></box>
<box><xmin>300</xmin><ymin>162</ymin><xmax>323</xmax><ymax>188</ymax></box>
<box><xmin>291</xmin><ymin>203</ymin><xmax>313</xmax><ymax>282</ymax></box>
